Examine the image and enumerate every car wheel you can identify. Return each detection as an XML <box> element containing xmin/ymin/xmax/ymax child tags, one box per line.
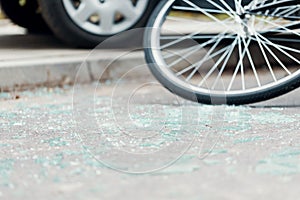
<box><xmin>0</xmin><ymin>0</ymin><xmax>51</xmax><ymax>34</ymax></box>
<box><xmin>38</xmin><ymin>0</ymin><xmax>157</xmax><ymax>47</ymax></box>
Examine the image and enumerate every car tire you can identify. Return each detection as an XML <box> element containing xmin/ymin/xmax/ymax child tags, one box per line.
<box><xmin>0</xmin><ymin>0</ymin><xmax>51</xmax><ymax>34</ymax></box>
<box><xmin>38</xmin><ymin>0</ymin><xmax>158</xmax><ymax>48</ymax></box>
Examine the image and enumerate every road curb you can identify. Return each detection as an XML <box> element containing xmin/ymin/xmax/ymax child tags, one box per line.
<box><xmin>0</xmin><ymin>50</ymin><xmax>150</xmax><ymax>91</ymax></box>
<box><xmin>1</xmin><ymin>49</ymin><xmax>300</xmax><ymax>106</ymax></box>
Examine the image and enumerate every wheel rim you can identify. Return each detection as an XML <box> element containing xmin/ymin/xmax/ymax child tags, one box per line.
<box><xmin>62</xmin><ymin>0</ymin><xmax>149</xmax><ymax>35</ymax></box>
<box><xmin>148</xmin><ymin>0</ymin><xmax>300</xmax><ymax>97</ymax></box>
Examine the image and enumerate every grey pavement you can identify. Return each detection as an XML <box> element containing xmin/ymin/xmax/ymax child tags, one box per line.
<box><xmin>0</xmin><ymin>80</ymin><xmax>300</xmax><ymax>200</ymax></box>
<box><xmin>0</xmin><ymin>20</ymin><xmax>300</xmax><ymax>199</ymax></box>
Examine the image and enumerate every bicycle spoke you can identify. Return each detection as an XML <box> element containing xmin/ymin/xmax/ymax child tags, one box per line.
<box><xmin>238</xmin><ymin>37</ymin><xmax>246</xmax><ymax>90</ymax></box>
<box><xmin>145</xmin><ymin>0</ymin><xmax>300</xmax><ymax>104</ymax></box>
<box><xmin>227</xmin><ymin>36</ymin><xmax>252</xmax><ymax>91</ymax></box>
<box><xmin>211</xmin><ymin>38</ymin><xmax>238</xmax><ymax>90</ymax></box>
<box><xmin>176</xmin><ymin>40</ymin><xmax>233</xmax><ymax>76</ymax></box>
<box><xmin>255</xmin><ymin>33</ymin><xmax>300</xmax><ymax>65</ymax></box>
<box><xmin>250</xmin><ymin>0</ymin><xmax>297</xmax><ymax>13</ymax></box>
<box><xmin>185</xmin><ymin>36</ymin><xmax>224</xmax><ymax>81</ymax></box>
<box><xmin>182</xmin><ymin>0</ymin><xmax>237</xmax><ymax>32</ymax></box>
<box><xmin>198</xmin><ymin>37</ymin><xmax>238</xmax><ymax>87</ymax></box>
<box><xmin>241</xmin><ymin>36</ymin><xmax>262</xmax><ymax>87</ymax></box>
<box><xmin>167</xmin><ymin>33</ymin><xmax>235</xmax><ymax>68</ymax></box>
<box><xmin>160</xmin><ymin>30</ymin><xmax>204</xmax><ymax>50</ymax></box>
<box><xmin>255</xmin><ymin>32</ymin><xmax>278</xmax><ymax>82</ymax></box>
<box><xmin>256</xmin><ymin>17</ymin><xmax>300</xmax><ymax>37</ymax></box>
<box><xmin>256</xmin><ymin>37</ymin><xmax>292</xmax><ymax>75</ymax></box>
<box><xmin>206</xmin><ymin>0</ymin><xmax>236</xmax><ymax>19</ymax></box>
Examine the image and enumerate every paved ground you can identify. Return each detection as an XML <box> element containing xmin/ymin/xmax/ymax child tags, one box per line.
<box><xmin>0</xmin><ymin>77</ymin><xmax>300</xmax><ymax>200</ymax></box>
<box><xmin>0</xmin><ymin>19</ymin><xmax>300</xmax><ymax>199</ymax></box>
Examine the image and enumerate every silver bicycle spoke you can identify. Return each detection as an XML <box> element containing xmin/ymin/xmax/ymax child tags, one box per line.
<box><xmin>182</xmin><ymin>0</ymin><xmax>237</xmax><ymax>32</ymax></box>
<box><xmin>176</xmin><ymin>40</ymin><xmax>233</xmax><ymax>76</ymax></box>
<box><xmin>206</xmin><ymin>0</ymin><xmax>236</xmax><ymax>19</ymax></box>
<box><xmin>238</xmin><ymin>37</ymin><xmax>246</xmax><ymax>90</ymax></box>
<box><xmin>241</xmin><ymin>36</ymin><xmax>262</xmax><ymax>87</ymax></box>
<box><xmin>146</xmin><ymin>0</ymin><xmax>300</xmax><ymax>101</ymax></box>
<box><xmin>256</xmin><ymin>36</ymin><xmax>292</xmax><ymax>75</ymax></box>
<box><xmin>162</xmin><ymin>33</ymin><xmax>236</xmax><ymax>60</ymax></box>
<box><xmin>227</xmin><ymin>36</ymin><xmax>252</xmax><ymax>91</ymax></box>
<box><xmin>256</xmin><ymin>16</ymin><xmax>300</xmax><ymax>37</ymax></box>
<box><xmin>160</xmin><ymin>30</ymin><xmax>206</xmax><ymax>50</ymax></box>
<box><xmin>254</xmin><ymin>31</ymin><xmax>278</xmax><ymax>82</ymax></box>
<box><xmin>159</xmin><ymin>3</ymin><xmax>235</xmax><ymax>50</ymax></box>
<box><xmin>255</xmin><ymin>33</ymin><xmax>300</xmax><ymax>65</ymax></box>
<box><xmin>252</xmin><ymin>0</ymin><xmax>297</xmax><ymax>11</ymax></box>
<box><xmin>167</xmin><ymin>32</ymin><xmax>235</xmax><ymax>68</ymax></box>
<box><xmin>211</xmin><ymin>38</ymin><xmax>239</xmax><ymax>90</ymax></box>
<box><xmin>185</xmin><ymin>36</ymin><xmax>225</xmax><ymax>81</ymax></box>
<box><xmin>198</xmin><ymin>38</ymin><xmax>238</xmax><ymax>87</ymax></box>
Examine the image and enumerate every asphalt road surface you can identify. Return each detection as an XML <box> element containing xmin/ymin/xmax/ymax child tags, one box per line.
<box><xmin>0</xmin><ymin>78</ymin><xmax>300</xmax><ymax>200</ymax></box>
<box><xmin>0</xmin><ymin>19</ymin><xmax>300</xmax><ymax>200</ymax></box>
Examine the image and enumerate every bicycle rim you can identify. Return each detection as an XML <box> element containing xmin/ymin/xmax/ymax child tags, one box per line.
<box><xmin>145</xmin><ymin>0</ymin><xmax>300</xmax><ymax>104</ymax></box>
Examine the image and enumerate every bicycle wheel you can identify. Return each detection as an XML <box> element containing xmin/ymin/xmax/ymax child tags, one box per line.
<box><xmin>144</xmin><ymin>0</ymin><xmax>300</xmax><ymax>105</ymax></box>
